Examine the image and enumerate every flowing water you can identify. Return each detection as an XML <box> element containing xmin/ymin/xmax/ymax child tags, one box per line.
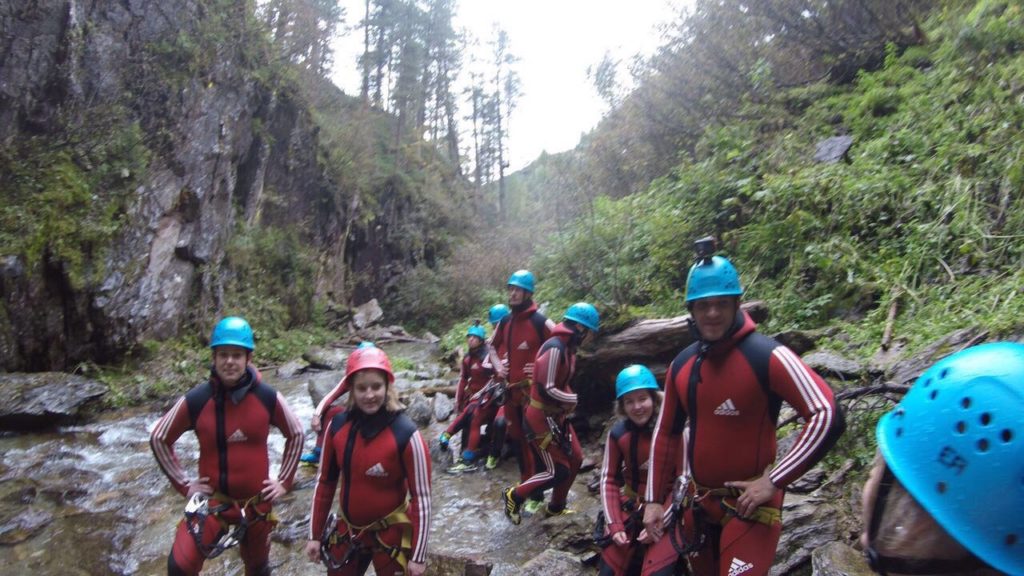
<box><xmin>0</xmin><ymin>342</ymin><xmax>597</xmax><ymax>575</ymax></box>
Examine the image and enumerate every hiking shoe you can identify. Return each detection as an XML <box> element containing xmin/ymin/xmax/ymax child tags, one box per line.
<box><xmin>485</xmin><ymin>455</ymin><xmax>500</xmax><ymax>470</ymax></box>
<box><xmin>300</xmin><ymin>447</ymin><xmax>321</xmax><ymax>465</ymax></box>
<box><xmin>447</xmin><ymin>460</ymin><xmax>478</xmax><ymax>474</ymax></box>
<box><xmin>503</xmin><ymin>487</ymin><xmax>522</xmax><ymax>525</ymax></box>
<box><xmin>438</xmin><ymin>432</ymin><xmax>451</xmax><ymax>449</ymax></box>
<box><xmin>543</xmin><ymin>505</ymin><xmax>575</xmax><ymax>518</ymax></box>
<box><xmin>523</xmin><ymin>498</ymin><xmax>545</xmax><ymax>515</ymax></box>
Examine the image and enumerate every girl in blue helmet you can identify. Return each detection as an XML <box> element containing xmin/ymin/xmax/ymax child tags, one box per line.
<box><xmin>596</xmin><ymin>365</ymin><xmax>686</xmax><ymax>576</ymax></box>
<box><xmin>439</xmin><ymin>321</ymin><xmax>497</xmax><ymax>472</ymax></box>
<box><xmin>861</xmin><ymin>342</ymin><xmax>1023</xmax><ymax>576</ymax></box>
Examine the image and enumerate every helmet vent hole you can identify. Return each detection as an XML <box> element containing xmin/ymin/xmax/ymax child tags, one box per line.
<box><xmin>922</xmin><ymin>377</ymin><xmax>932</xmax><ymax>388</ymax></box>
<box><xmin>956</xmin><ymin>421</ymin><xmax>967</xmax><ymax>434</ymax></box>
<box><xmin>1007</xmin><ymin>534</ymin><xmax>1018</xmax><ymax>547</ymax></box>
<box><xmin>895</xmin><ymin>427</ymin><xmax>903</xmax><ymax>437</ymax></box>
<box><xmin>939</xmin><ymin>368</ymin><xmax>950</xmax><ymax>379</ymax></box>
<box><xmin>1002</xmin><ymin>429</ymin><xmax>1014</xmax><ymax>443</ymax></box>
<box><xmin>960</xmin><ymin>397</ymin><xmax>971</xmax><ymax>409</ymax></box>
<box><xmin>980</xmin><ymin>412</ymin><xmax>992</xmax><ymax>426</ymax></box>
<box><xmin>977</xmin><ymin>438</ymin><xmax>990</xmax><ymax>453</ymax></box>
<box><xmin>936</xmin><ymin>481</ymin><xmax>947</xmax><ymax>494</ymax></box>
<box><xmin>930</xmin><ymin>390</ymin><xmax>939</xmax><ymax>400</ymax></box>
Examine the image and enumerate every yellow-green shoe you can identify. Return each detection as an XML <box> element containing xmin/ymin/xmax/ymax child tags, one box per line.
<box><xmin>485</xmin><ymin>455</ymin><xmax>500</xmax><ymax>470</ymax></box>
<box><xmin>503</xmin><ymin>487</ymin><xmax>522</xmax><ymax>525</ymax></box>
<box><xmin>523</xmin><ymin>499</ymin><xmax>544</xmax><ymax>515</ymax></box>
<box><xmin>543</xmin><ymin>505</ymin><xmax>575</xmax><ymax>518</ymax></box>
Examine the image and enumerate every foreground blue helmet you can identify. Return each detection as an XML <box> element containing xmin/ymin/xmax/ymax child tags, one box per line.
<box><xmin>356</xmin><ymin>341</ymin><xmax>376</xmax><ymax>349</ymax></box>
<box><xmin>615</xmin><ymin>365</ymin><xmax>659</xmax><ymax>399</ymax></box>
<box><xmin>210</xmin><ymin>317</ymin><xmax>254</xmax><ymax>351</ymax></box>
<box><xmin>876</xmin><ymin>342</ymin><xmax>1024</xmax><ymax>575</ymax></box>
<box><xmin>564</xmin><ymin>302</ymin><xmax>599</xmax><ymax>332</ymax></box>
<box><xmin>508</xmin><ymin>270</ymin><xmax>536</xmax><ymax>293</ymax></box>
<box><xmin>685</xmin><ymin>255</ymin><xmax>743</xmax><ymax>303</ymax></box>
<box><xmin>466</xmin><ymin>324</ymin><xmax>487</xmax><ymax>340</ymax></box>
<box><xmin>488</xmin><ymin>304</ymin><xmax>511</xmax><ymax>326</ymax></box>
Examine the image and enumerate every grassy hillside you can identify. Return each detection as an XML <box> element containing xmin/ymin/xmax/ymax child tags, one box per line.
<box><xmin>492</xmin><ymin>0</ymin><xmax>1024</xmax><ymax>358</ymax></box>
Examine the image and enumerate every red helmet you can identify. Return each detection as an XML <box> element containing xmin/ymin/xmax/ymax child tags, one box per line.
<box><xmin>339</xmin><ymin>346</ymin><xmax>395</xmax><ymax>393</ymax></box>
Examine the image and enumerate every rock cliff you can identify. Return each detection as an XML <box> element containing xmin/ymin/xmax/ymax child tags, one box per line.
<box><xmin>0</xmin><ymin>0</ymin><xmax>459</xmax><ymax>371</ymax></box>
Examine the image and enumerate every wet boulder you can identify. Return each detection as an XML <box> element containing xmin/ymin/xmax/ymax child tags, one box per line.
<box><xmin>773</xmin><ymin>492</ymin><xmax>846</xmax><ymax>575</ymax></box>
<box><xmin>405</xmin><ymin>392</ymin><xmax>433</xmax><ymax>427</ymax></box>
<box><xmin>276</xmin><ymin>358</ymin><xmax>310</xmax><ymax>378</ymax></box>
<box><xmin>518</xmin><ymin>549</ymin><xmax>585</xmax><ymax>575</ymax></box>
<box><xmin>0</xmin><ymin>372</ymin><xmax>107</xmax><ymax>430</ymax></box>
<box><xmin>303</xmin><ymin>346</ymin><xmax>350</xmax><ymax>370</ymax></box>
<box><xmin>352</xmin><ymin>298</ymin><xmax>384</xmax><ymax>329</ymax></box>
<box><xmin>433</xmin><ymin>392</ymin><xmax>454</xmax><ymax>422</ymax></box>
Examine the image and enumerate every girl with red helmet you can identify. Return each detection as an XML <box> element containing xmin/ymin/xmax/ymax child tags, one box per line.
<box><xmin>305</xmin><ymin>346</ymin><xmax>432</xmax><ymax>576</ymax></box>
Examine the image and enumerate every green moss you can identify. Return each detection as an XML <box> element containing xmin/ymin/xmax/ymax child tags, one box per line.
<box><xmin>0</xmin><ymin>116</ymin><xmax>149</xmax><ymax>288</ymax></box>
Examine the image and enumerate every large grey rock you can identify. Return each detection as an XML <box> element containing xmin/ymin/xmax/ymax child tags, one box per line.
<box><xmin>405</xmin><ymin>392</ymin><xmax>433</xmax><ymax>427</ymax></box>
<box><xmin>352</xmin><ymin>298</ymin><xmax>384</xmax><ymax>329</ymax></box>
<box><xmin>303</xmin><ymin>347</ymin><xmax>350</xmax><ymax>371</ymax></box>
<box><xmin>276</xmin><ymin>358</ymin><xmax>310</xmax><ymax>378</ymax></box>
<box><xmin>433</xmin><ymin>392</ymin><xmax>454</xmax><ymax>422</ymax></box>
<box><xmin>518</xmin><ymin>549</ymin><xmax>584</xmax><ymax>575</ymax></box>
<box><xmin>772</xmin><ymin>493</ymin><xmax>845</xmax><ymax>575</ymax></box>
<box><xmin>813</xmin><ymin>135</ymin><xmax>854</xmax><ymax>164</ymax></box>
<box><xmin>0</xmin><ymin>373</ymin><xmax>107</xmax><ymax>430</ymax></box>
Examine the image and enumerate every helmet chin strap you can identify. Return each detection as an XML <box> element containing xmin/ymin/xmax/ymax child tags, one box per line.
<box><xmin>865</xmin><ymin>464</ymin><xmax>989</xmax><ymax>576</ymax></box>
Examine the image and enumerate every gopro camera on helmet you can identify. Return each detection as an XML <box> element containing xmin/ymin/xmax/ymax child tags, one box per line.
<box><xmin>693</xmin><ymin>236</ymin><xmax>717</xmax><ymax>263</ymax></box>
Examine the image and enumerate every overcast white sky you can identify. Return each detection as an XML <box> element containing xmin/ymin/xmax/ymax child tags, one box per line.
<box><xmin>331</xmin><ymin>0</ymin><xmax>687</xmax><ymax>171</ymax></box>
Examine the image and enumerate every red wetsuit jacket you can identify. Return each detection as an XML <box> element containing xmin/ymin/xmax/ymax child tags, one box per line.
<box><xmin>309</xmin><ymin>409</ymin><xmax>432</xmax><ymax>565</ymax></box>
<box><xmin>646</xmin><ymin>309</ymin><xmax>844</xmax><ymax>502</ymax></box>
<box><xmin>490</xmin><ymin>301</ymin><xmax>551</xmax><ymax>389</ymax></box>
<box><xmin>150</xmin><ymin>365</ymin><xmax>304</xmax><ymax>499</ymax></box>
<box><xmin>601</xmin><ymin>419</ymin><xmax>657</xmax><ymax>535</ymax></box>
<box><xmin>599</xmin><ymin>418</ymin><xmax>685</xmax><ymax>576</ymax></box>
<box><xmin>455</xmin><ymin>344</ymin><xmax>495</xmax><ymax>412</ymax></box>
<box><xmin>527</xmin><ymin>323</ymin><xmax>579</xmax><ymax>419</ymax></box>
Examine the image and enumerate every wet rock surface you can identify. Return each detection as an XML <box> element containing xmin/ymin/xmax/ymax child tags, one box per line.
<box><xmin>0</xmin><ymin>372</ymin><xmax>108</xmax><ymax>430</ymax></box>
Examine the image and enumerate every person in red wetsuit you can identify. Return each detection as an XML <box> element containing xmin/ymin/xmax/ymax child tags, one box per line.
<box><xmin>597</xmin><ymin>365</ymin><xmax>687</xmax><ymax>576</ymax></box>
<box><xmin>305</xmin><ymin>345</ymin><xmax>432</xmax><ymax>576</ymax></box>
<box><xmin>302</xmin><ymin>342</ymin><xmax>378</xmax><ymax>466</ymax></box>
<box><xmin>150</xmin><ymin>316</ymin><xmax>304</xmax><ymax>576</ymax></box>
<box><xmin>502</xmin><ymin>302</ymin><xmax>598</xmax><ymax>523</ymax></box>
<box><xmin>490</xmin><ymin>270</ymin><xmax>556</xmax><ymax>511</ymax></box>
<box><xmin>642</xmin><ymin>238</ymin><xmax>845</xmax><ymax>576</ymax></box>
<box><xmin>439</xmin><ymin>321</ymin><xmax>497</xmax><ymax>472</ymax></box>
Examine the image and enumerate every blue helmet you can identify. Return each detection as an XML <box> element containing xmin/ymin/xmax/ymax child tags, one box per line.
<box><xmin>615</xmin><ymin>365</ymin><xmax>659</xmax><ymax>399</ymax></box>
<box><xmin>876</xmin><ymin>342</ymin><xmax>1024</xmax><ymax>575</ymax></box>
<box><xmin>685</xmin><ymin>255</ymin><xmax>743</xmax><ymax>303</ymax></box>
<box><xmin>356</xmin><ymin>341</ymin><xmax>376</xmax><ymax>349</ymax></box>
<box><xmin>466</xmin><ymin>324</ymin><xmax>487</xmax><ymax>340</ymax></box>
<box><xmin>564</xmin><ymin>302</ymin><xmax>599</xmax><ymax>332</ymax></box>
<box><xmin>507</xmin><ymin>269</ymin><xmax>536</xmax><ymax>293</ymax></box>
<box><xmin>210</xmin><ymin>317</ymin><xmax>254</xmax><ymax>351</ymax></box>
<box><xmin>488</xmin><ymin>304</ymin><xmax>511</xmax><ymax>326</ymax></box>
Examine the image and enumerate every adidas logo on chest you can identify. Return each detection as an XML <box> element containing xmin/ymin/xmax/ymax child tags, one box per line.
<box><xmin>728</xmin><ymin>557</ymin><xmax>754</xmax><ymax>576</ymax></box>
<box><xmin>227</xmin><ymin>429</ymin><xmax>249</xmax><ymax>443</ymax></box>
<box><xmin>365</xmin><ymin>462</ymin><xmax>389</xmax><ymax>478</ymax></box>
<box><xmin>714</xmin><ymin>399</ymin><xmax>740</xmax><ymax>416</ymax></box>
